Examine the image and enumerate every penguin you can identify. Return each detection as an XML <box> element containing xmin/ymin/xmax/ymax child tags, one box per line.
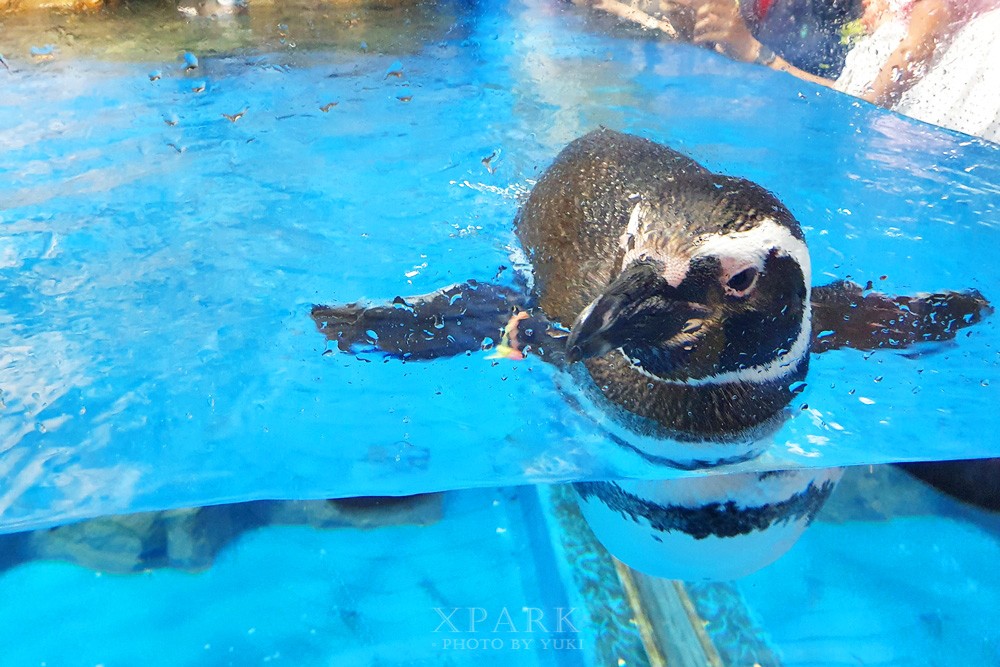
<box><xmin>312</xmin><ymin>129</ymin><xmax>991</xmax><ymax>580</ymax></box>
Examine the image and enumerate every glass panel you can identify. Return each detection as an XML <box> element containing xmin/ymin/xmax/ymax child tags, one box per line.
<box><xmin>1</xmin><ymin>2</ymin><xmax>999</xmax><ymax>660</ymax></box>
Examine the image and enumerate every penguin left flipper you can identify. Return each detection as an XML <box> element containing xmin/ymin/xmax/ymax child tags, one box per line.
<box><xmin>311</xmin><ymin>281</ymin><xmax>555</xmax><ymax>361</ymax></box>
<box><xmin>810</xmin><ymin>280</ymin><xmax>993</xmax><ymax>354</ymax></box>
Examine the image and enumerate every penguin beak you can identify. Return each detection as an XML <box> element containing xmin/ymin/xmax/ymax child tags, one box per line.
<box><xmin>566</xmin><ymin>262</ymin><xmax>708</xmax><ymax>364</ymax></box>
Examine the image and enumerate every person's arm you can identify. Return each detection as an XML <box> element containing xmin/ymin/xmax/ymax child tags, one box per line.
<box><xmin>675</xmin><ymin>0</ymin><xmax>837</xmax><ymax>88</ymax></box>
<box><xmin>593</xmin><ymin>0</ymin><xmax>680</xmax><ymax>38</ymax></box>
<box><xmin>863</xmin><ymin>0</ymin><xmax>953</xmax><ymax>106</ymax></box>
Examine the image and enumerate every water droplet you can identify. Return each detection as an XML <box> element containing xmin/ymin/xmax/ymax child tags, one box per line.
<box><xmin>30</xmin><ymin>45</ymin><xmax>56</xmax><ymax>59</ymax></box>
<box><xmin>982</xmin><ymin>379</ymin><xmax>990</xmax><ymax>387</ymax></box>
<box><xmin>183</xmin><ymin>51</ymin><xmax>199</xmax><ymax>70</ymax></box>
<box><xmin>385</xmin><ymin>61</ymin><xmax>404</xmax><ymax>78</ymax></box>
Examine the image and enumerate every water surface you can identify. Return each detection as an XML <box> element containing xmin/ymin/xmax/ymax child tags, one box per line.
<box><xmin>1</xmin><ymin>0</ymin><xmax>998</xmax><ymax>532</ymax></box>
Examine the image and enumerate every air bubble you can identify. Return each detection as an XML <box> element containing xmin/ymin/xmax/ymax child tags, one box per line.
<box><xmin>30</xmin><ymin>45</ymin><xmax>55</xmax><ymax>58</ymax></box>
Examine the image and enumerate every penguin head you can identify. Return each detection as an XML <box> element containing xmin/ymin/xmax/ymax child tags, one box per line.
<box><xmin>565</xmin><ymin>182</ymin><xmax>811</xmax><ymax>386</ymax></box>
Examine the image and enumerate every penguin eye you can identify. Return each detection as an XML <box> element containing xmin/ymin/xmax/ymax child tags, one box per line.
<box><xmin>725</xmin><ymin>267</ymin><xmax>758</xmax><ymax>295</ymax></box>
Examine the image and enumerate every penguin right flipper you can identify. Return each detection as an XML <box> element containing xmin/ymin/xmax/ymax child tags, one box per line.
<box><xmin>810</xmin><ymin>280</ymin><xmax>992</xmax><ymax>354</ymax></box>
<box><xmin>312</xmin><ymin>281</ymin><xmax>567</xmax><ymax>362</ymax></box>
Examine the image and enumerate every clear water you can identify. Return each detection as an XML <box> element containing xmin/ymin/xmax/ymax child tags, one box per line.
<box><xmin>1</xmin><ymin>470</ymin><xmax>997</xmax><ymax>665</ymax></box>
<box><xmin>1</xmin><ymin>1</ymin><xmax>998</xmax><ymax>537</ymax></box>
<box><xmin>692</xmin><ymin>465</ymin><xmax>1000</xmax><ymax>666</ymax></box>
<box><xmin>0</xmin><ymin>488</ymin><xmax>598</xmax><ymax>666</ymax></box>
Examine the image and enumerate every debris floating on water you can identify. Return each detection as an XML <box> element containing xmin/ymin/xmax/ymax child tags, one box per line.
<box><xmin>482</xmin><ymin>150</ymin><xmax>499</xmax><ymax>174</ymax></box>
<box><xmin>222</xmin><ymin>108</ymin><xmax>247</xmax><ymax>122</ymax></box>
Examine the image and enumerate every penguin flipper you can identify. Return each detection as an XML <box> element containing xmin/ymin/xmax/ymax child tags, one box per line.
<box><xmin>810</xmin><ymin>280</ymin><xmax>993</xmax><ymax>354</ymax></box>
<box><xmin>312</xmin><ymin>281</ymin><xmax>564</xmax><ymax>361</ymax></box>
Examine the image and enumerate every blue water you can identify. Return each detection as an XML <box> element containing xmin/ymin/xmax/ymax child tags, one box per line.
<box><xmin>733</xmin><ymin>466</ymin><xmax>1000</xmax><ymax>666</ymax></box>
<box><xmin>0</xmin><ymin>488</ymin><xmax>594</xmax><ymax>666</ymax></box>
<box><xmin>1</xmin><ymin>0</ymin><xmax>999</xmax><ymax>536</ymax></box>
<box><xmin>1</xmin><ymin>472</ymin><xmax>997</xmax><ymax>665</ymax></box>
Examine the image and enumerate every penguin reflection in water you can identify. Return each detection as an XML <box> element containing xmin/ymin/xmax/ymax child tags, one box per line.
<box><xmin>313</xmin><ymin>129</ymin><xmax>991</xmax><ymax>580</ymax></box>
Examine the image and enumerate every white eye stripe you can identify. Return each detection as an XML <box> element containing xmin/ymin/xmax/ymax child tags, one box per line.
<box><xmin>618</xmin><ymin>202</ymin><xmax>644</xmax><ymax>254</ymax></box>
<box><xmin>626</xmin><ymin>201</ymin><xmax>643</xmax><ymax>237</ymax></box>
<box><xmin>693</xmin><ymin>219</ymin><xmax>812</xmax><ymax>287</ymax></box>
<box><xmin>620</xmin><ymin>213</ymin><xmax>811</xmax><ymax>292</ymax></box>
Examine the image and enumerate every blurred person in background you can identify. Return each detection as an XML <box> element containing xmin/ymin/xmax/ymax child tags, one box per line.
<box><xmin>595</xmin><ymin>0</ymin><xmax>1000</xmax><ymax>142</ymax></box>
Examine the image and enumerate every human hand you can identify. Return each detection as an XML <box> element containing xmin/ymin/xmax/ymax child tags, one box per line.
<box><xmin>675</xmin><ymin>0</ymin><xmax>760</xmax><ymax>62</ymax></box>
